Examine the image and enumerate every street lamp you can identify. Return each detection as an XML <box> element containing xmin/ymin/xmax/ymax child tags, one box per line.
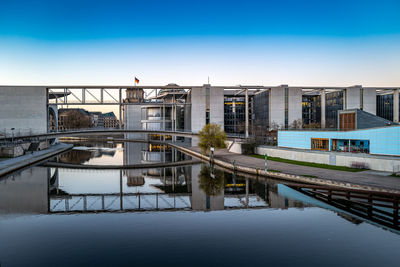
<box><xmin>11</xmin><ymin>128</ymin><xmax>15</xmax><ymax>143</ymax></box>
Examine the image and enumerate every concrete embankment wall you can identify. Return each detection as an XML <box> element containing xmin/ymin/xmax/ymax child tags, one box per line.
<box><xmin>256</xmin><ymin>146</ymin><xmax>400</xmax><ymax>172</ymax></box>
<box><xmin>225</xmin><ymin>140</ymin><xmax>243</xmax><ymax>154</ymax></box>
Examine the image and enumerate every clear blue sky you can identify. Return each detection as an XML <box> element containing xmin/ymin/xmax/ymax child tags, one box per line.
<box><xmin>1</xmin><ymin>0</ymin><xmax>399</xmax><ymax>86</ymax></box>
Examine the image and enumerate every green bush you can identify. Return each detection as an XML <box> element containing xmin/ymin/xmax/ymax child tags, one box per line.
<box><xmin>198</xmin><ymin>124</ymin><xmax>227</xmax><ymax>155</ymax></box>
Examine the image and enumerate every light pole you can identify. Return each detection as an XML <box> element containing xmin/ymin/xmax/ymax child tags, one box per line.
<box><xmin>11</xmin><ymin>127</ymin><xmax>15</xmax><ymax>144</ymax></box>
<box><xmin>264</xmin><ymin>153</ymin><xmax>268</xmax><ymax>175</ymax></box>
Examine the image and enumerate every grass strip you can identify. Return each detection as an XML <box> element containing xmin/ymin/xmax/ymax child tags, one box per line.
<box><xmin>267</xmin><ymin>169</ymin><xmax>281</xmax><ymax>173</ymax></box>
<box><xmin>301</xmin><ymin>174</ymin><xmax>318</xmax><ymax>178</ymax></box>
<box><xmin>250</xmin><ymin>155</ymin><xmax>365</xmax><ymax>172</ymax></box>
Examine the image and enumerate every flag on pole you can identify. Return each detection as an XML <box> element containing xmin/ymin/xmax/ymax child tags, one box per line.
<box><xmin>134</xmin><ymin>77</ymin><xmax>139</xmax><ymax>84</ymax></box>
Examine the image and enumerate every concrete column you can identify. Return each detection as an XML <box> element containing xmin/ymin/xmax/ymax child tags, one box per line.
<box><xmin>394</xmin><ymin>89</ymin><xmax>399</xmax><ymax>123</ymax></box>
<box><xmin>119</xmin><ymin>89</ymin><xmax>122</xmax><ymax>129</ymax></box>
<box><xmin>163</xmin><ymin>105</ymin><xmax>165</xmax><ymax>131</ymax></box>
<box><xmin>362</xmin><ymin>88</ymin><xmax>376</xmax><ymax>115</ymax></box>
<box><xmin>209</xmin><ymin>86</ymin><xmax>224</xmax><ymax>128</ymax></box>
<box><xmin>162</xmin><ymin>105</ymin><xmax>166</xmax><ymax>142</ymax></box>
<box><xmin>345</xmin><ymin>85</ymin><xmax>362</xmax><ymax>110</ymax></box>
<box><xmin>190</xmin><ymin>86</ymin><xmax>206</xmax><ymax>133</ymax></box>
<box><xmin>119</xmin><ymin>104</ymin><xmax>122</xmax><ymax>129</ymax></box>
<box><xmin>321</xmin><ymin>89</ymin><xmax>326</xmax><ymax>128</ymax></box>
<box><xmin>343</xmin><ymin>89</ymin><xmax>347</xmax><ymax>110</ymax></box>
<box><xmin>245</xmin><ymin>89</ymin><xmax>249</xmax><ymax>138</ymax></box>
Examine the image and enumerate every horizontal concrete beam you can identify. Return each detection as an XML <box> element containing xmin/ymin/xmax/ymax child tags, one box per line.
<box><xmin>0</xmin><ymin>129</ymin><xmax>248</xmax><ymax>141</ymax></box>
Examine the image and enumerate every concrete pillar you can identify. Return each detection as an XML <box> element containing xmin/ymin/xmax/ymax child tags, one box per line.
<box><xmin>162</xmin><ymin>105</ymin><xmax>166</xmax><ymax>142</ymax></box>
<box><xmin>209</xmin><ymin>86</ymin><xmax>224</xmax><ymax>128</ymax></box>
<box><xmin>245</xmin><ymin>89</ymin><xmax>249</xmax><ymax>138</ymax></box>
<box><xmin>362</xmin><ymin>88</ymin><xmax>376</xmax><ymax>115</ymax></box>
<box><xmin>119</xmin><ymin>104</ymin><xmax>122</xmax><ymax>129</ymax></box>
<box><xmin>343</xmin><ymin>89</ymin><xmax>347</xmax><ymax>110</ymax></box>
<box><xmin>321</xmin><ymin>89</ymin><xmax>326</xmax><ymax>128</ymax></box>
<box><xmin>269</xmin><ymin>87</ymin><xmax>285</xmax><ymax>128</ymax></box>
<box><xmin>345</xmin><ymin>85</ymin><xmax>362</xmax><ymax>110</ymax></box>
<box><xmin>287</xmin><ymin>87</ymin><xmax>302</xmax><ymax>129</ymax></box>
<box><xmin>394</xmin><ymin>89</ymin><xmax>399</xmax><ymax>123</ymax></box>
<box><xmin>119</xmin><ymin>89</ymin><xmax>122</xmax><ymax>129</ymax></box>
<box><xmin>190</xmin><ymin>86</ymin><xmax>206</xmax><ymax>133</ymax></box>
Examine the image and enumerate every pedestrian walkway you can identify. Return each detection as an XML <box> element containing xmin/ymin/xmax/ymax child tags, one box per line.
<box><xmin>189</xmin><ymin>147</ymin><xmax>400</xmax><ymax>192</ymax></box>
<box><xmin>0</xmin><ymin>143</ymin><xmax>72</xmax><ymax>176</ymax></box>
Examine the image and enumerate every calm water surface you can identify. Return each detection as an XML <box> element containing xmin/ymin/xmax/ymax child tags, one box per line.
<box><xmin>0</xmin><ymin>141</ymin><xmax>399</xmax><ymax>267</ymax></box>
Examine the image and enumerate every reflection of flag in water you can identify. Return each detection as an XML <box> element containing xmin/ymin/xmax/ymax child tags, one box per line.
<box><xmin>135</xmin><ymin>77</ymin><xmax>139</xmax><ymax>84</ymax></box>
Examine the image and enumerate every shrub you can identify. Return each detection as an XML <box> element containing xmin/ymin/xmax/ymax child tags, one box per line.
<box><xmin>198</xmin><ymin>123</ymin><xmax>227</xmax><ymax>155</ymax></box>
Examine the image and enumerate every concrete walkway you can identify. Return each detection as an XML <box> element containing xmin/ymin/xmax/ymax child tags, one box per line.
<box><xmin>190</xmin><ymin>147</ymin><xmax>400</xmax><ymax>192</ymax></box>
<box><xmin>0</xmin><ymin>143</ymin><xmax>73</xmax><ymax>176</ymax></box>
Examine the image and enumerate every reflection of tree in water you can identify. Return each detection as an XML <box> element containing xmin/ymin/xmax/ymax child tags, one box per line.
<box><xmin>59</xmin><ymin>150</ymin><xmax>93</xmax><ymax>164</ymax></box>
<box><xmin>59</xmin><ymin>147</ymin><xmax>117</xmax><ymax>164</ymax></box>
<box><xmin>61</xmin><ymin>140</ymin><xmax>118</xmax><ymax>148</ymax></box>
<box><xmin>198</xmin><ymin>164</ymin><xmax>225</xmax><ymax>196</ymax></box>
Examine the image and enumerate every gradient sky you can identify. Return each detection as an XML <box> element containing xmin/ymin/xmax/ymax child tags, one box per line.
<box><xmin>1</xmin><ymin>0</ymin><xmax>400</xmax><ymax>87</ymax></box>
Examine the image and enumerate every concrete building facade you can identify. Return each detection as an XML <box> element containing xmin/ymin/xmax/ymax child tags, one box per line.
<box><xmin>0</xmin><ymin>86</ymin><xmax>47</xmax><ymax>135</ymax></box>
<box><xmin>1</xmin><ymin>84</ymin><xmax>400</xmax><ymax>139</ymax></box>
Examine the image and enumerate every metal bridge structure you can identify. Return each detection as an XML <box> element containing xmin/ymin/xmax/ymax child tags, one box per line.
<box><xmin>0</xmin><ymin>129</ymin><xmax>196</xmax><ymax>140</ymax></box>
<box><xmin>46</xmin><ymin>85</ymin><xmax>265</xmax><ymax>133</ymax></box>
<box><xmin>49</xmin><ymin>191</ymin><xmax>268</xmax><ymax>213</ymax></box>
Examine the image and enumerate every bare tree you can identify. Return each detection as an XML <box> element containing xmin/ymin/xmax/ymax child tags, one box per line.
<box><xmin>63</xmin><ymin>110</ymin><xmax>93</xmax><ymax>129</ymax></box>
<box><xmin>290</xmin><ymin>119</ymin><xmax>303</xmax><ymax>129</ymax></box>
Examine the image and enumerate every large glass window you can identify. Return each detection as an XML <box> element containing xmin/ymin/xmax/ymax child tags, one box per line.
<box><xmin>253</xmin><ymin>91</ymin><xmax>269</xmax><ymax>134</ymax></box>
<box><xmin>311</xmin><ymin>138</ymin><xmax>329</xmax><ymax>151</ymax></box>
<box><xmin>326</xmin><ymin>91</ymin><xmax>343</xmax><ymax>128</ymax></box>
<box><xmin>284</xmin><ymin>87</ymin><xmax>289</xmax><ymax>129</ymax></box>
<box><xmin>302</xmin><ymin>95</ymin><xmax>321</xmax><ymax>127</ymax></box>
<box><xmin>376</xmin><ymin>94</ymin><xmax>393</xmax><ymax>121</ymax></box>
<box><xmin>224</xmin><ymin>97</ymin><xmax>245</xmax><ymax>134</ymax></box>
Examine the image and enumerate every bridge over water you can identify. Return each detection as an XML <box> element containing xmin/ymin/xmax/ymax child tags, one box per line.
<box><xmin>0</xmin><ymin>128</ymin><xmax>247</xmax><ymax>141</ymax></box>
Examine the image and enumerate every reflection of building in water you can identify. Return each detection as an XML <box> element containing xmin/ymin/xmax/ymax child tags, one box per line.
<box><xmin>123</xmin><ymin>140</ymin><xmax>191</xmax><ymax>191</ymax></box>
<box><xmin>269</xmin><ymin>184</ymin><xmax>306</xmax><ymax>209</ymax></box>
<box><xmin>0</xmin><ymin>167</ymin><xmax>52</xmax><ymax>213</ymax></box>
<box><xmin>191</xmin><ymin>164</ymin><xmax>224</xmax><ymax>211</ymax></box>
<box><xmin>60</xmin><ymin>139</ymin><xmax>118</xmax><ymax>148</ymax></box>
<box><xmin>190</xmin><ymin>164</ymin><xmax>308</xmax><ymax>211</ymax></box>
<box><xmin>123</xmin><ymin>141</ymin><xmax>146</xmax><ymax>186</ymax></box>
<box><xmin>142</xmin><ymin>144</ymin><xmax>173</xmax><ymax>163</ymax></box>
<box><xmin>127</xmin><ymin>176</ymin><xmax>145</xmax><ymax>187</ymax></box>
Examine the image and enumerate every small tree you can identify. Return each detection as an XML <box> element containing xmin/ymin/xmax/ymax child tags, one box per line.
<box><xmin>198</xmin><ymin>123</ymin><xmax>227</xmax><ymax>155</ymax></box>
<box><xmin>290</xmin><ymin>119</ymin><xmax>303</xmax><ymax>129</ymax></box>
<box><xmin>63</xmin><ymin>110</ymin><xmax>92</xmax><ymax>129</ymax></box>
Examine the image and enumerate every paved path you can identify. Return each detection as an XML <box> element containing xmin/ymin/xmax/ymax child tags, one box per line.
<box><xmin>0</xmin><ymin>143</ymin><xmax>72</xmax><ymax>176</ymax></box>
<box><xmin>190</xmin><ymin>147</ymin><xmax>400</xmax><ymax>191</ymax></box>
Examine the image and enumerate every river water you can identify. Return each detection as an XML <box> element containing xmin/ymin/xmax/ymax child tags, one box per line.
<box><xmin>0</xmin><ymin>141</ymin><xmax>399</xmax><ymax>266</ymax></box>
